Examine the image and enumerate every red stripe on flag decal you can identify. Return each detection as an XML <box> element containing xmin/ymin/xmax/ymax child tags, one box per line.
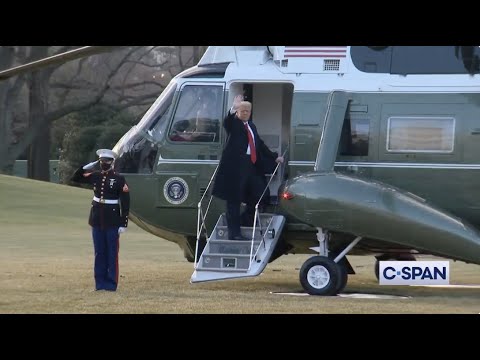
<box><xmin>284</xmin><ymin>46</ymin><xmax>347</xmax><ymax>58</ymax></box>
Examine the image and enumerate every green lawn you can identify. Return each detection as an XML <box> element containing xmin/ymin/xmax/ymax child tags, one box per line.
<box><xmin>1</xmin><ymin>174</ymin><xmax>480</xmax><ymax>313</ymax></box>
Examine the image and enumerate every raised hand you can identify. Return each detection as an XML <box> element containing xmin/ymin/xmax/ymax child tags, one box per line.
<box><xmin>83</xmin><ymin>160</ymin><xmax>99</xmax><ymax>170</ymax></box>
<box><xmin>232</xmin><ymin>94</ymin><xmax>244</xmax><ymax>112</ymax></box>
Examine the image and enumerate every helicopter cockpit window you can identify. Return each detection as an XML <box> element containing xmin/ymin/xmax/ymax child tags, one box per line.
<box><xmin>113</xmin><ymin>81</ymin><xmax>177</xmax><ymax>174</ymax></box>
<box><xmin>169</xmin><ymin>85</ymin><xmax>222</xmax><ymax>143</ymax></box>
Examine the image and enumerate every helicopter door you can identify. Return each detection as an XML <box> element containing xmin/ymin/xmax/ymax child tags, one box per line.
<box><xmin>165</xmin><ymin>83</ymin><xmax>224</xmax><ymax>158</ymax></box>
<box><xmin>155</xmin><ymin>82</ymin><xmax>225</xmax><ymax>208</ymax></box>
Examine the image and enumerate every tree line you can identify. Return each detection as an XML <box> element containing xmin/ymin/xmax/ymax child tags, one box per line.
<box><xmin>0</xmin><ymin>46</ymin><xmax>207</xmax><ymax>183</ymax></box>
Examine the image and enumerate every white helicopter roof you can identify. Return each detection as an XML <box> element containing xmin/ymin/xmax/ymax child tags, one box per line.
<box><xmin>195</xmin><ymin>46</ymin><xmax>480</xmax><ymax>93</ymax></box>
<box><xmin>198</xmin><ymin>46</ymin><xmax>271</xmax><ymax>67</ymax></box>
<box><xmin>198</xmin><ymin>46</ymin><xmax>348</xmax><ymax>74</ymax></box>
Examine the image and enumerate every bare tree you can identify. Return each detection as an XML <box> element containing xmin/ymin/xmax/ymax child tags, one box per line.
<box><xmin>0</xmin><ymin>46</ymin><xmax>208</xmax><ymax>179</ymax></box>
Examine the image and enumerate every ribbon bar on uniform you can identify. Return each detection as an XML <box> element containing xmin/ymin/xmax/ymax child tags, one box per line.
<box><xmin>93</xmin><ymin>196</ymin><xmax>119</xmax><ymax>204</ymax></box>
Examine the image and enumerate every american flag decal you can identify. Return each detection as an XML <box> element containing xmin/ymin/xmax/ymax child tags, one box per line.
<box><xmin>284</xmin><ymin>46</ymin><xmax>347</xmax><ymax>58</ymax></box>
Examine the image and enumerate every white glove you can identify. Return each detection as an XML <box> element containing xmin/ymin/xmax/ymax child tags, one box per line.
<box><xmin>83</xmin><ymin>160</ymin><xmax>99</xmax><ymax>170</ymax></box>
<box><xmin>118</xmin><ymin>227</ymin><xmax>127</xmax><ymax>234</ymax></box>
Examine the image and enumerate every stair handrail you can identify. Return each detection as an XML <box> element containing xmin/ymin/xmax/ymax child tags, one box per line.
<box><xmin>249</xmin><ymin>147</ymin><xmax>289</xmax><ymax>265</ymax></box>
<box><xmin>194</xmin><ymin>163</ymin><xmax>220</xmax><ymax>269</ymax></box>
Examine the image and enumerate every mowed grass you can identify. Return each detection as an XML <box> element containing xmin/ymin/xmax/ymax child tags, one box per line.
<box><xmin>1</xmin><ymin>174</ymin><xmax>480</xmax><ymax>313</ymax></box>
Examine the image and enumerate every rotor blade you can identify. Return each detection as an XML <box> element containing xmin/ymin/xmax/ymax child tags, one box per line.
<box><xmin>0</xmin><ymin>46</ymin><xmax>120</xmax><ymax>81</ymax></box>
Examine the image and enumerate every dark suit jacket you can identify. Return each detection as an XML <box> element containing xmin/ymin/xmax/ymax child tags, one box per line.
<box><xmin>212</xmin><ymin>111</ymin><xmax>278</xmax><ymax>202</ymax></box>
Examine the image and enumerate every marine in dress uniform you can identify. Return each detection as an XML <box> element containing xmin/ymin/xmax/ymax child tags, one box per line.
<box><xmin>71</xmin><ymin>149</ymin><xmax>130</xmax><ymax>291</ymax></box>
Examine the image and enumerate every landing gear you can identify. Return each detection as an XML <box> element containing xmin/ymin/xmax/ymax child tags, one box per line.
<box><xmin>299</xmin><ymin>228</ymin><xmax>361</xmax><ymax>296</ymax></box>
<box><xmin>300</xmin><ymin>256</ymin><xmax>339</xmax><ymax>296</ymax></box>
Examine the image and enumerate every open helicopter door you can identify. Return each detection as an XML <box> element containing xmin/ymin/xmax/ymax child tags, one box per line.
<box><xmin>191</xmin><ymin>81</ymin><xmax>292</xmax><ymax>283</ymax></box>
<box><xmin>228</xmin><ymin>82</ymin><xmax>293</xmax><ymax>205</ymax></box>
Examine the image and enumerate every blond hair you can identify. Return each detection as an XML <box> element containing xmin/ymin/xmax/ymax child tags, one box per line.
<box><xmin>238</xmin><ymin>101</ymin><xmax>252</xmax><ymax>110</ymax></box>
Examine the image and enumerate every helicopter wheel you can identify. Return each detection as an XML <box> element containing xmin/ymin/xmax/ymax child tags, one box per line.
<box><xmin>299</xmin><ymin>256</ymin><xmax>340</xmax><ymax>296</ymax></box>
<box><xmin>335</xmin><ymin>262</ymin><xmax>348</xmax><ymax>294</ymax></box>
<box><xmin>374</xmin><ymin>260</ymin><xmax>380</xmax><ymax>281</ymax></box>
<box><xmin>328</xmin><ymin>252</ymin><xmax>349</xmax><ymax>294</ymax></box>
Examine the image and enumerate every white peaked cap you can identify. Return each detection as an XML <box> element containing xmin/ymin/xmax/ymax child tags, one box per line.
<box><xmin>96</xmin><ymin>149</ymin><xmax>118</xmax><ymax>159</ymax></box>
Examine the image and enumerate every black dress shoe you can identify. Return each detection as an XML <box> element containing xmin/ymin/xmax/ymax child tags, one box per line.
<box><xmin>232</xmin><ymin>235</ymin><xmax>250</xmax><ymax>241</ymax></box>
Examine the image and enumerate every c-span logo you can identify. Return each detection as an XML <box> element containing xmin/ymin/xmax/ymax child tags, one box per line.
<box><xmin>379</xmin><ymin>261</ymin><xmax>449</xmax><ymax>285</ymax></box>
<box><xmin>163</xmin><ymin>177</ymin><xmax>189</xmax><ymax>205</ymax></box>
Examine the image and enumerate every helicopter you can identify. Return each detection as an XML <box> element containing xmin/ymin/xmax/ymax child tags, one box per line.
<box><xmin>109</xmin><ymin>46</ymin><xmax>480</xmax><ymax>295</ymax></box>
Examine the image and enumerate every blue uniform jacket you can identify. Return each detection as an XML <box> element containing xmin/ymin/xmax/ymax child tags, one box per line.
<box><xmin>71</xmin><ymin>167</ymin><xmax>130</xmax><ymax>228</ymax></box>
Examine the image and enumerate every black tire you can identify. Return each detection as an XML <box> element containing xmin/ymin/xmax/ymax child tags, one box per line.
<box><xmin>328</xmin><ymin>252</ymin><xmax>349</xmax><ymax>293</ymax></box>
<box><xmin>299</xmin><ymin>256</ymin><xmax>340</xmax><ymax>296</ymax></box>
<box><xmin>374</xmin><ymin>259</ymin><xmax>380</xmax><ymax>281</ymax></box>
<box><xmin>396</xmin><ymin>254</ymin><xmax>416</xmax><ymax>261</ymax></box>
<box><xmin>336</xmin><ymin>263</ymin><xmax>348</xmax><ymax>294</ymax></box>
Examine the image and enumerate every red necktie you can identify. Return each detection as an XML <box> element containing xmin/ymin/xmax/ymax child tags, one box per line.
<box><xmin>244</xmin><ymin>122</ymin><xmax>256</xmax><ymax>164</ymax></box>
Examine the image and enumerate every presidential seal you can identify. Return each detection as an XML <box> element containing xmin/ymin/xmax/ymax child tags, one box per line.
<box><xmin>163</xmin><ymin>177</ymin><xmax>189</xmax><ymax>205</ymax></box>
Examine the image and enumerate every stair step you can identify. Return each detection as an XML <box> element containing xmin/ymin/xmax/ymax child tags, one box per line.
<box><xmin>195</xmin><ymin>266</ymin><xmax>249</xmax><ymax>273</ymax></box>
<box><xmin>200</xmin><ymin>254</ymin><xmax>252</xmax><ymax>270</ymax></box>
<box><xmin>208</xmin><ymin>238</ymin><xmax>262</xmax><ymax>244</ymax></box>
<box><xmin>208</xmin><ymin>242</ymin><xmax>260</xmax><ymax>255</ymax></box>
<box><xmin>215</xmin><ymin>216</ymin><xmax>276</xmax><ymax>229</ymax></box>
<box><xmin>213</xmin><ymin>226</ymin><xmax>276</xmax><ymax>241</ymax></box>
<box><xmin>208</xmin><ymin>252</ymin><xmax>253</xmax><ymax>257</ymax></box>
<box><xmin>191</xmin><ymin>213</ymin><xmax>286</xmax><ymax>283</ymax></box>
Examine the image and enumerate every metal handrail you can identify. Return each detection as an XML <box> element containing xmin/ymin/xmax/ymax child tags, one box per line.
<box><xmin>248</xmin><ymin>147</ymin><xmax>289</xmax><ymax>268</ymax></box>
<box><xmin>194</xmin><ymin>164</ymin><xmax>219</xmax><ymax>269</ymax></box>
<box><xmin>194</xmin><ymin>146</ymin><xmax>288</xmax><ymax>270</ymax></box>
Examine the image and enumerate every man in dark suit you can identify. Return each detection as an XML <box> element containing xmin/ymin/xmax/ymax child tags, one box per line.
<box><xmin>71</xmin><ymin>149</ymin><xmax>130</xmax><ymax>291</ymax></box>
<box><xmin>212</xmin><ymin>95</ymin><xmax>284</xmax><ymax>240</ymax></box>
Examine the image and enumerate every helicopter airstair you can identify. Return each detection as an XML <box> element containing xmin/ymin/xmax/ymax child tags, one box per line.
<box><xmin>190</xmin><ymin>150</ymin><xmax>287</xmax><ymax>284</ymax></box>
<box><xmin>191</xmin><ymin>213</ymin><xmax>285</xmax><ymax>282</ymax></box>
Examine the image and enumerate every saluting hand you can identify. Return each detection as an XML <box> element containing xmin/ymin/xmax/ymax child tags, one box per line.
<box><xmin>83</xmin><ymin>160</ymin><xmax>99</xmax><ymax>170</ymax></box>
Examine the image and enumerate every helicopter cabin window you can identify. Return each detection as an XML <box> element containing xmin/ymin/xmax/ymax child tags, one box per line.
<box><xmin>387</xmin><ymin>117</ymin><xmax>455</xmax><ymax>153</ymax></box>
<box><xmin>339</xmin><ymin>118</ymin><xmax>370</xmax><ymax>156</ymax></box>
<box><xmin>169</xmin><ymin>85</ymin><xmax>222</xmax><ymax>143</ymax></box>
